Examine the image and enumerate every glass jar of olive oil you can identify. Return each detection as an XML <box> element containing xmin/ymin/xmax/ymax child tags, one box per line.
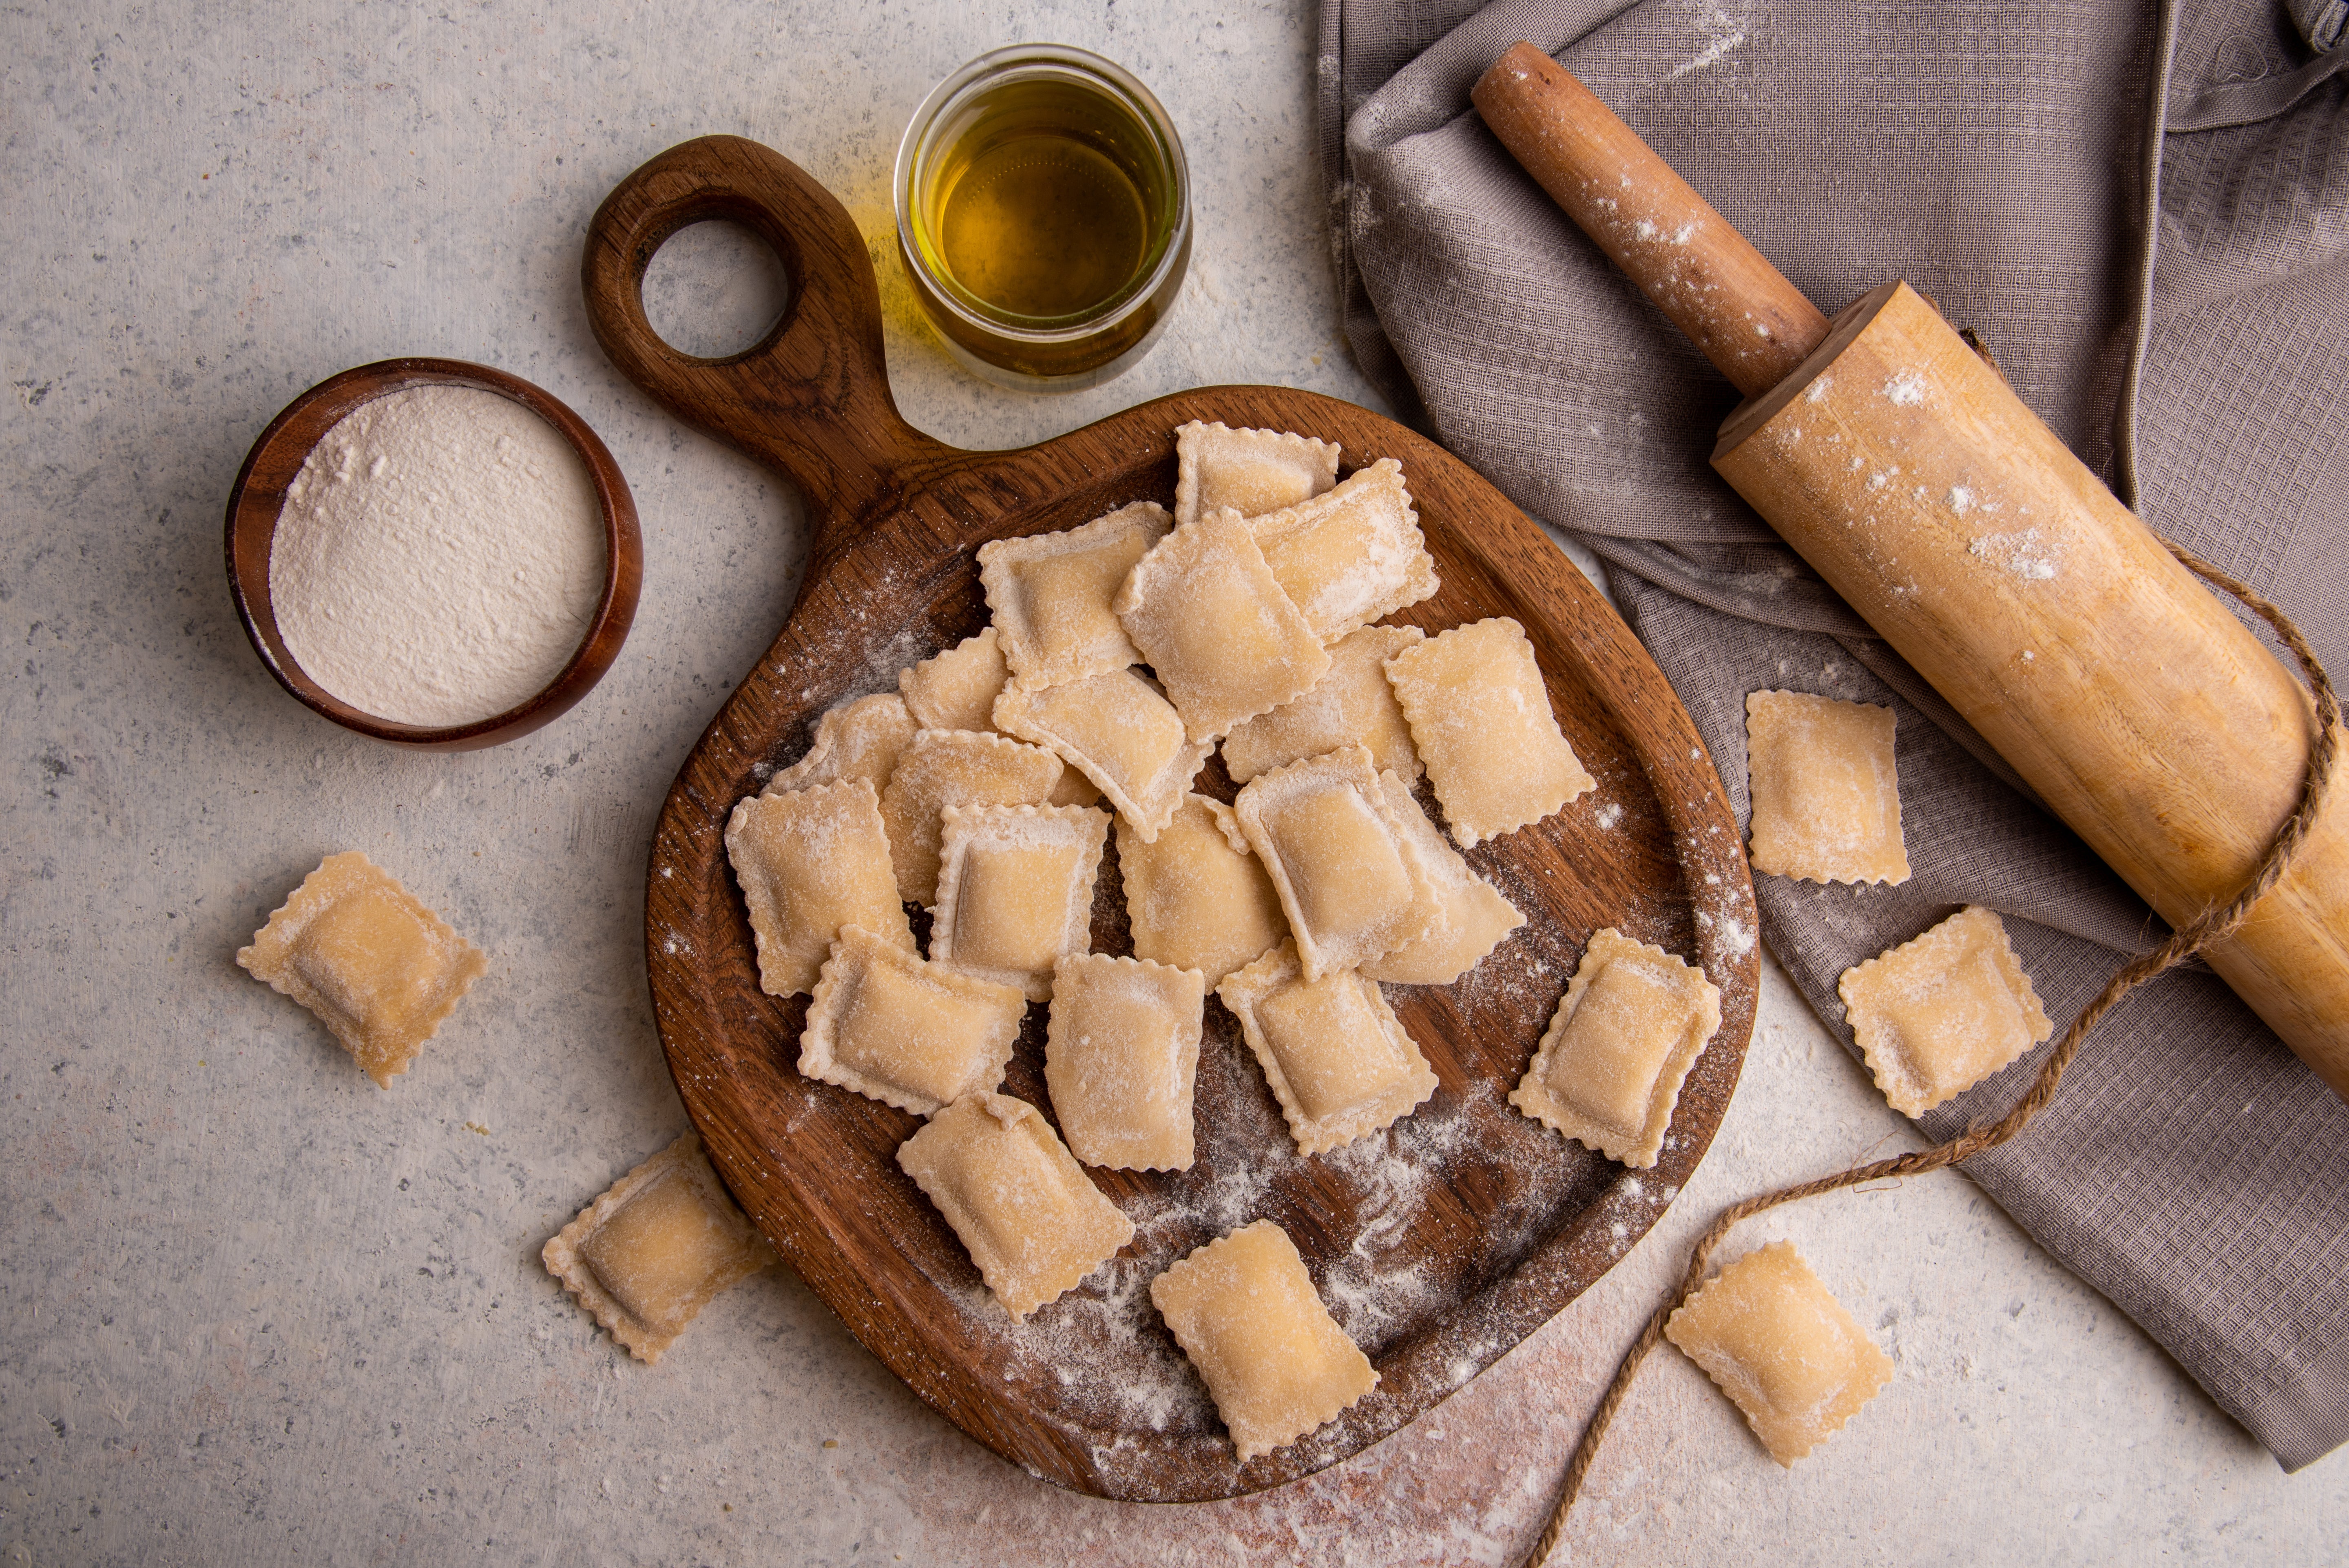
<box><xmin>895</xmin><ymin>44</ymin><xmax>1191</xmax><ymax>390</ymax></box>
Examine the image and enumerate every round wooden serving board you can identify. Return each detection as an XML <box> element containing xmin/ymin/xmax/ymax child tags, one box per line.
<box><xmin>584</xmin><ymin>136</ymin><xmax>1759</xmax><ymax>1503</ymax></box>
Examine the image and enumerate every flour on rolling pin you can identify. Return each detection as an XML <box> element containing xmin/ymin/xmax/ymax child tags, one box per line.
<box><xmin>270</xmin><ymin>385</ymin><xmax>606</xmax><ymax>727</ymax></box>
<box><xmin>1475</xmin><ymin>42</ymin><xmax>2349</xmax><ymax>1100</ymax></box>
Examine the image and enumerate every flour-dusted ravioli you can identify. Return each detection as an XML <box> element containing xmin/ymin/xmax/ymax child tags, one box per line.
<box><xmin>1838</xmin><ymin>906</ymin><xmax>2052</xmax><ymax>1117</ymax></box>
<box><xmin>900</xmin><ymin>628</ymin><xmax>1011</xmax><ymax>734</ymax></box>
<box><xmin>1244</xmin><ymin>459</ymin><xmax>1437</xmax><ymax>644</ymax></box>
<box><xmin>1360</xmin><ymin>771</ymin><xmax>1526</xmax><ymax>985</ymax></box>
<box><xmin>764</xmin><ymin>692</ymin><xmax>918</xmax><ymax>797</ymax></box>
<box><xmin>1232</xmin><ymin>744</ymin><xmax>1437</xmax><ymax>982</ymax></box>
<box><xmin>725</xmin><ymin>778</ymin><xmax>916</xmax><ymax>998</ymax></box>
<box><xmin>1221</xmin><ymin>623</ymin><xmax>1424</xmax><ymax>784</ymax></box>
<box><xmin>1511</xmin><ymin>927</ymin><xmax>1720</xmax><ymax>1168</ymax></box>
<box><xmin>1386</xmin><ymin>617</ymin><xmax>1593</xmax><ymax>846</ymax></box>
<box><xmin>931</xmin><ymin>804</ymin><xmax>1109</xmax><ymax>1002</ymax></box>
<box><xmin>1150</xmin><ymin>1220</ymin><xmax>1378</xmax><ymax>1462</ymax></box>
<box><xmin>1219</xmin><ymin>941</ymin><xmax>1437</xmax><ymax>1156</ymax></box>
<box><xmin>994</xmin><ymin>668</ymin><xmax>1212</xmax><ymax>841</ymax></box>
<box><xmin>801</xmin><ymin>925</ymin><xmax>1026</xmax><ymax>1115</ymax></box>
<box><xmin>1745</xmin><ymin>690</ymin><xmax>1909</xmax><ymax>886</ymax></box>
<box><xmin>236</xmin><ymin>851</ymin><xmax>488</xmax><ymax>1088</ymax></box>
<box><xmin>542</xmin><ymin>1132</ymin><xmax>777</xmax><ymax>1364</ymax></box>
<box><xmin>1172</xmin><ymin>421</ymin><xmax>1342</xmax><ymax>528</ymax></box>
<box><xmin>878</xmin><ymin>729</ymin><xmax>1065</xmax><ymax>906</ymax></box>
<box><xmin>1048</xmin><ymin>769</ymin><xmax>1104</xmax><ymax>808</ymax></box>
<box><xmin>979</xmin><ymin>502</ymin><xmax>1170</xmax><ymax>687</ymax></box>
<box><xmin>1118</xmin><ymin>794</ymin><xmax>1288</xmax><ymax>986</ymax></box>
<box><xmin>898</xmin><ymin>1091</ymin><xmax>1137</xmax><ymax>1321</ymax></box>
<box><xmin>1664</xmin><ymin>1241</ymin><xmax>1894</xmax><ymax>1466</ymax></box>
<box><xmin>1044</xmin><ymin>953</ymin><xmax>1205</xmax><ymax>1171</ymax></box>
<box><xmin>1114</xmin><ymin>508</ymin><xmax>1331</xmax><ymax>742</ymax></box>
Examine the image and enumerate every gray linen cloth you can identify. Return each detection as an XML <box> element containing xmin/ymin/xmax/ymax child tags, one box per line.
<box><xmin>1322</xmin><ymin>0</ymin><xmax>2349</xmax><ymax>1469</ymax></box>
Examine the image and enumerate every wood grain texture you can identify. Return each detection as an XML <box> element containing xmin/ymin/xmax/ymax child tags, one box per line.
<box><xmin>584</xmin><ymin>136</ymin><xmax>1759</xmax><ymax>1501</ymax></box>
<box><xmin>1471</xmin><ymin>43</ymin><xmax>1828</xmax><ymax>399</ymax></box>
<box><xmin>1716</xmin><ymin>281</ymin><xmax>2349</xmax><ymax>1097</ymax></box>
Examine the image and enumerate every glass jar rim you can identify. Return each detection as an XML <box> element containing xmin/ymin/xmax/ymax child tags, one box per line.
<box><xmin>894</xmin><ymin>42</ymin><xmax>1191</xmax><ymax>345</ymax></box>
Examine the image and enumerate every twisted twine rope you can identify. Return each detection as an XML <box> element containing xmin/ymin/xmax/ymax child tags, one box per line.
<box><xmin>1521</xmin><ymin>541</ymin><xmax>2342</xmax><ymax>1568</ymax></box>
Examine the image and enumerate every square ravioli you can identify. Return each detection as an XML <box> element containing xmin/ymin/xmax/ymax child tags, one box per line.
<box><xmin>1664</xmin><ymin>1241</ymin><xmax>1893</xmax><ymax>1466</ymax></box>
<box><xmin>994</xmin><ymin>668</ymin><xmax>1212</xmax><ymax>841</ymax></box>
<box><xmin>542</xmin><ymin>1132</ymin><xmax>777</xmax><ymax>1364</ymax></box>
<box><xmin>898</xmin><ymin>1091</ymin><xmax>1136</xmax><ymax>1321</ymax></box>
<box><xmin>725</xmin><ymin>778</ymin><xmax>916</xmax><ymax>997</ymax></box>
<box><xmin>763</xmin><ymin>692</ymin><xmax>918</xmax><ymax>796</ymax></box>
<box><xmin>1173</xmin><ymin>421</ymin><xmax>1341</xmax><ymax>528</ymax></box>
<box><xmin>1838</xmin><ymin>906</ymin><xmax>2052</xmax><ymax>1116</ymax></box>
<box><xmin>1150</xmin><ymin>1220</ymin><xmax>1378</xmax><ymax>1462</ymax></box>
<box><xmin>900</xmin><ymin>628</ymin><xmax>1010</xmax><ymax>734</ymax></box>
<box><xmin>1219</xmin><ymin>942</ymin><xmax>1438</xmax><ymax>1156</ymax></box>
<box><xmin>1044</xmin><ymin>953</ymin><xmax>1205</xmax><ymax>1171</ymax></box>
<box><xmin>1221</xmin><ymin>623</ymin><xmax>1424</xmax><ymax>784</ymax></box>
<box><xmin>236</xmin><ymin>851</ymin><xmax>487</xmax><ymax>1088</ymax></box>
<box><xmin>1385</xmin><ymin>617</ymin><xmax>1593</xmax><ymax>846</ymax></box>
<box><xmin>931</xmin><ymin>804</ymin><xmax>1110</xmax><ymax>1002</ymax></box>
<box><xmin>1233</xmin><ymin>744</ymin><xmax>1437</xmax><ymax>981</ymax></box>
<box><xmin>1118</xmin><ymin>794</ymin><xmax>1289</xmax><ymax>986</ymax></box>
<box><xmin>1114</xmin><ymin>508</ymin><xmax>1331</xmax><ymax>741</ymax></box>
<box><xmin>801</xmin><ymin>924</ymin><xmax>1026</xmax><ymax>1115</ymax></box>
<box><xmin>1360</xmin><ymin>771</ymin><xmax>1526</xmax><ymax>985</ymax></box>
<box><xmin>1511</xmin><ymin>927</ymin><xmax>1720</xmax><ymax>1168</ymax></box>
<box><xmin>1745</xmin><ymin>690</ymin><xmax>1910</xmax><ymax>885</ymax></box>
<box><xmin>978</xmin><ymin>502</ymin><xmax>1170</xmax><ymax>687</ymax></box>
<box><xmin>1244</xmin><ymin>459</ymin><xmax>1438</xmax><ymax>644</ymax></box>
<box><xmin>878</xmin><ymin>729</ymin><xmax>1065</xmax><ymax>906</ymax></box>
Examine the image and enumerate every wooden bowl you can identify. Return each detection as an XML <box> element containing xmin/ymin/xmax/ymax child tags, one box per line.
<box><xmin>224</xmin><ymin>358</ymin><xmax>643</xmax><ymax>750</ymax></box>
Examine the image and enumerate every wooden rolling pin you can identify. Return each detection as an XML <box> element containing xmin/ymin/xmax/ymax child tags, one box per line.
<box><xmin>1473</xmin><ymin>42</ymin><xmax>2349</xmax><ymax>1100</ymax></box>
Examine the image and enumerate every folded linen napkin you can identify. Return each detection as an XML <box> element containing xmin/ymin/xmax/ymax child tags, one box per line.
<box><xmin>1321</xmin><ymin>0</ymin><xmax>2349</xmax><ymax>1469</ymax></box>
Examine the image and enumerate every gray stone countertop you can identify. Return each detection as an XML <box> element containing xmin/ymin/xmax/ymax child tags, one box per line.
<box><xmin>2</xmin><ymin>2</ymin><xmax>2339</xmax><ymax>1563</ymax></box>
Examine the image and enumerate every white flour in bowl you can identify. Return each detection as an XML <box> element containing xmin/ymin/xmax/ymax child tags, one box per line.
<box><xmin>270</xmin><ymin>385</ymin><xmax>606</xmax><ymax>727</ymax></box>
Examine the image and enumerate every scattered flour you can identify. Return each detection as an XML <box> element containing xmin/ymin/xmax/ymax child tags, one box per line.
<box><xmin>1969</xmin><ymin>528</ymin><xmax>2059</xmax><ymax>581</ymax></box>
<box><xmin>1667</xmin><ymin>1</ymin><xmax>1749</xmax><ymax>80</ymax></box>
<box><xmin>271</xmin><ymin>385</ymin><xmax>606</xmax><ymax>727</ymax></box>
<box><xmin>1883</xmin><ymin>371</ymin><xmax>1928</xmax><ymax>406</ymax></box>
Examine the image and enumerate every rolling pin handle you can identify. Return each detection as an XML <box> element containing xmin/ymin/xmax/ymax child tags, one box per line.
<box><xmin>1471</xmin><ymin>42</ymin><xmax>1829</xmax><ymax>398</ymax></box>
<box><xmin>581</xmin><ymin>135</ymin><xmax>950</xmax><ymax>540</ymax></box>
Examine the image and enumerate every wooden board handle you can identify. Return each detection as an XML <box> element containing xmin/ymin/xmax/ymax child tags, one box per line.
<box><xmin>1471</xmin><ymin>42</ymin><xmax>1827</xmax><ymax>398</ymax></box>
<box><xmin>581</xmin><ymin>135</ymin><xmax>953</xmax><ymax>547</ymax></box>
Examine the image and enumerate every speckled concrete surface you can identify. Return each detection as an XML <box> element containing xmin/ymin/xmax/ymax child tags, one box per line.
<box><xmin>2</xmin><ymin>2</ymin><xmax>2340</xmax><ymax>1564</ymax></box>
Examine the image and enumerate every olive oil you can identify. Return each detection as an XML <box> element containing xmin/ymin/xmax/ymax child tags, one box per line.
<box><xmin>897</xmin><ymin>47</ymin><xmax>1191</xmax><ymax>387</ymax></box>
<box><xmin>938</xmin><ymin>124</ymin><xmax>1149</xmax><ymax>320</ymax></box>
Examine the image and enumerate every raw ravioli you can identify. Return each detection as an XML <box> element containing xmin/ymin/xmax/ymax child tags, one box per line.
<box><xmin>898</xmin><ymin>1092</ymin><xmax>1136</xmax><ymax>1320</ymax></box>
<box><xmin>542</xmin><ymin>1132</ymin><xmax>777</xmax><ymax>1363</ymax></box>
<box><xmin>800</xmin><ymin>924</ymin><xmax>1025</xmax><ymax>1115</ymax></box>
<box><xmin>1510</xmin><ymin>927</ymin><xmax>1720</xmax><ymax>1168</ymax></box>
<box><xmin>1150</xmin><ymin>1220</ymin><xmax>1378</xmax><ymax>1462</ymax></box>
<box><xmin>1839</xmin><ymin>906</ymin><xmax>2050</xmax><ymax>1115</ymax></box>
<box><xmin>236</xmin><ymin>850</ymin><xmax>488</xmax><ymax>1088</ymax></box>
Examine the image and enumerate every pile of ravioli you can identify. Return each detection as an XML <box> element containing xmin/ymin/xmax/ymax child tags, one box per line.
<box><xmin>719</xmin><ymin>420</ymin><xmax>1726</xmax><ymax>1465</ymax></box>
<box><xmin>239</xmin><ymin>426</ymin><xmax>2070</xmax><ymax>1471</ymax></box>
